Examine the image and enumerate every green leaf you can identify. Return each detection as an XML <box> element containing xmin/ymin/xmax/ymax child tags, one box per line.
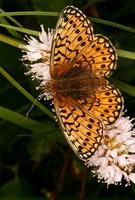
<box><xmin>0</xmin><ymin>106</ymin><xmax>55</xmax><ymax>134</ymax></box>
<box><xmin>0</xmin><ymin>178</ymin><xmax>33</xmax><ymax>197</ymax></box>
<box><xmin>27</xmin><ymin>135</ymin><xmax>52</xmax><ymax>161</ymax></box>
<box><xmin>0</xmin><ymin>106</ymin><xmax>64</xmax><ymax>143</ymax></box>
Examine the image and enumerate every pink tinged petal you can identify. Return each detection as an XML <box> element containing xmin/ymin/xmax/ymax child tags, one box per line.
<box><xmin>116</xmin><ymin>133</ymin><xmax>131</xmax><ymax>141</ymax></box>
<box><xmin>108</xmin><ymin>149</ymin><xmax>118</xmax><ymax>159</ymax></box>
<box><xmin>107</xmin><ymin>166</ymin><xmax>115</xmax><ymax>178</ymax></box>
<box><xmin>107</xmin><ymin>129</ymin><xmax>117</xmax><ymax>137</ymax></box>
<box><xmin>27</xmin><ymin>63</ymin><xmax>50</xmax><ymax>84</ymax></box>
<box><xmin>96</xmin><ymin>146</ymin><xmax>106</xmax><ymax>156</ymax></box>
<box><xmin>125</xmin><ymin>139</ymin><xmax>135</xmax><ymax>146</ymax></box>
<box><xmin>86</xmin><ymin>156</ymin><xmax>108</xmax><ymax>168</ymax></box>
<box><xmin>27</xmin><ymin>52</ymin><xmax>42</xmax><ymax>61</ymax></box>
<box><xmin>39</xmin><ymin>25</ymin><xmax>53</xmax><ymax>49</ymax></box>
<box><xmin>114</xmin><ymin>117</ymin><xmax>124</xmax><ymax>127</ymax></box>
<box><xmin>28</xmin><ymin>38</ymin><xmax>43</xmax><ymax>50</ymax></box>
<box><xmin>120</xmin><ymin>120</ymin><xmax>133</xmax><ymax>131</ymax></box>
<box><xmin>129</xmin><ymin>144</ymin><xmax>135</xmax><ymax>152</ymax></box>
<box><xmin>25</xmin><ymin>44</ymin><xmax>38</xmax><ymax>52</ymax></box>
<box><xmin>114</xmin><ymin>117</ymin><xmax>133</xmax><ymax>132</ymax></box>
<box><xmin>39</xmin><ymin>25</ymin><xmax>48</xmax><ymax>43</ymax></box>
<box><xmin>117</xmin><ymin>155</ymin><xmax>128</xmax><ymax>166</ymax></box>
<box><xmin>114</xmin><ymin>171</ymin><xmax>122</xmax><ymax>183</ymax></box>
<box><xmin>95</xmin><ymin>157</ymin><xmax>108</xmax><ymax>167</ymax></box>
<box><xmin>126</xmin><ymin>155</ymin><xmax>135</xmax><ymax>164</ymax></box>
<box><xmin>102</xmin><ymin>166</ymin><xmax>119</xmax><ymax>184</ymax></box>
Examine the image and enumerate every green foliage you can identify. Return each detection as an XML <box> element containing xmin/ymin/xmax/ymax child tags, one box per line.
<box><xmin>0</xmin><ymin>0</ymin><xmax>135</xmax><ymax>199</ymax></box>
<box><xmin>0</xmin><ymin>178</ymin><xmax>33</xmax><ymax>197</ymax></box>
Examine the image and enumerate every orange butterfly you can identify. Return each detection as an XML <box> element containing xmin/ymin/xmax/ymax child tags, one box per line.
<box><xmin>47</xmin><ymin>6</ymin><xmax>123</xmax><ymax>160</ymax></box>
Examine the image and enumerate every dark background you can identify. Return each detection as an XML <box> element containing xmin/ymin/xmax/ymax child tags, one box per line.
<box><xmin>0</xmin><ymin>0</ymin><xmax>135</xmax><ymax>199</ymax></box>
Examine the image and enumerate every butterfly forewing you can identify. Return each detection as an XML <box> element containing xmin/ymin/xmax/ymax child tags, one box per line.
<box><xmin>50</xmin><ymin>6</ymin><xmax>94</xmax><ymax>78</ymax></box>
<box><xmin>75</xmin><ymin>34</ymin><xmax>117</xmax><ymax>77</ymax></box>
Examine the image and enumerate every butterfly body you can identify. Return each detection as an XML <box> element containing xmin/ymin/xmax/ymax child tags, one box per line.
<box><xmin>49</xmin><ymin>68</ymin><xmax>105</xmax><ymax>99</ymax></box>
<box><xmin>46</xmin><ymin>6</ymin><xmax>124</xmax><ymax>160</ymax></box>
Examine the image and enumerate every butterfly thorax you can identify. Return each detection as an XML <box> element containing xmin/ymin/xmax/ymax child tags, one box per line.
<box><xmin>44</xmin><ymin>70</ymin><xmax>106</xmax><ymax>99</ymax></box>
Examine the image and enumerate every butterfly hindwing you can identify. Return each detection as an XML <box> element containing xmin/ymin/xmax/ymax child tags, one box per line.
<box><xmin>53</xmin><ymin>95</ymin><xmax>103</xmax><ymax>160</ymax></box>
<box><xmin>80</xmin><ymin>81</ymin><xmax>124</xmax><ymax>125</ymax></box>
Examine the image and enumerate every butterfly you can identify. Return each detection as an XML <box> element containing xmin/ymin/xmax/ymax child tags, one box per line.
<box><xmin>49</xmin><ymin>6</ymin><xmax>124</xmax><ymax>160</ymax></box>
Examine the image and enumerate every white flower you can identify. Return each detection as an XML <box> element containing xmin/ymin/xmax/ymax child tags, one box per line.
<box><xmin>86</xmin><ymin>113</ymin><xmax>135</xmax><ymax>186</ymax></box>
<box><xmin>20</xmin><ymin>25</ymin><xmax>54</xmax><ymax>99</ymax></box>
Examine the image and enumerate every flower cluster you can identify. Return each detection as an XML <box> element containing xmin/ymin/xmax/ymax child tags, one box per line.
<box><xmin>21</xmin><ymin>26</ymin><xmax>135</xmax><ymax>186</ymax></box>
<box><xmin>85</xmin><ymin>113</ymin><xmax>135</xmax><ymax>186</ymax></box>
<box><xmin>21</xmin><ymin>25</ymin><xmax>54</xmax><ymax>99</ymax></box>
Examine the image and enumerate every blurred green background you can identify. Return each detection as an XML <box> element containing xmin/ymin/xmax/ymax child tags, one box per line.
<box><xmin>0</xmin><ymin>0</ymin><xmax>135</xmax><ymax>199</ymax></box>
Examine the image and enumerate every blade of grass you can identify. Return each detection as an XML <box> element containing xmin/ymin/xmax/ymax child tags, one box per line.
<box><xmin>0</xmin><ymin>106</ymin><xmax>51</xmax><ymax>133</ymax></box>
<box><xmin>0</xmin><ymin>103</ymin><xmax>32</xmax><ymax>126</ymax></box>
<box><xmin>0</xmin><ymin>66</ymin><xmax>54</xmax><ymax>119</ymax></box>
<box><xmin>0</xmin><ymin>23</ymin><xmax>39</xmax><ymax>36</ymax></box>
<box><xmin>0</xmin><ymin>9</ymin><xmax>21</xmax><ymax>38</ymax></box>
<box><xmin>112</xmin><ymin>79</ymin><xmax>135</xmax><ymax>97</ymax></box>
<box><xmin>0</xmin><ymin>18</ymin><xmax>20</xmax><ymax>38</ymax></box>
<box><xmin>0</xmin><ymin>106</ymin><xmax>62</xmax><ymax>142</ymax></box>
<box><xmin>0</xmin><ymin>11</ymin><xmax>135</xmax><ymax>33</ymax></box>
<box><xmin>117</xmin><ymin>49</ymin><xmax>135</xmax><ymax>60</ymax></box>
<box><xmin>91</xmin><ymin>17</ymin><xmax>135</xmax><ymax>33</ymax></box>
<box><xmin>0</xmin><ymin>11</ymin><xmax>59</xmax><ymax>18</ymax></box>
<box><xmin>0</xmin><ymin>33</ymin><xmax>23</xmax><ymax>48</ymax></box>
<box><xmin>0</xmin><ymin>8</ymin><xmax>23</xmax><ymax>28</ymax></box>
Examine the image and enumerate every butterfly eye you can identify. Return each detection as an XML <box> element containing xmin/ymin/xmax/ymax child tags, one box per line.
<box><xmin>63</xmin><ymin>15</ymin><xmax>68</xmax><ymax>22</ymax></box>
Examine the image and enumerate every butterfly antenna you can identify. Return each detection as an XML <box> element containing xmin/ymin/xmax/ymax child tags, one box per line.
<box><xmin>25</xmin><ymin>96</ymin><xmax>40</xmax><ymax>118</ymax></box>
<box><xmin>25</xmin><ymin>90</ymin><xmax>47</xmax><ymax>118</ymax></box>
